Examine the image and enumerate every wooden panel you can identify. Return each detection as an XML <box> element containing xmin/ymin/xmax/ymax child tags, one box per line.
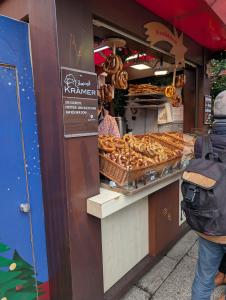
<box><xmin>0</xmin><ymin>0</ymin><xmax>75</xmax><ymax>299</ymax></box>
<box><xmin>102</xmin><ymin>197</ymin><xmax>149</xmax><ymax>292</ymax></box>
<box><xmin>104</xmin><ymin>223</ymin><xmax>189</xmax><ymax>300</ymax></box>
<box><xmin>149</xmin><ymin>181</ymin><xmax>180</xmax><ymax>256</ymax></box>
<box><xmin>89</xmin><ymin>0</ymin><xmax>204</xmax><ymax>65</ymax></box>
<box><xmin>28</xmin><ymin>1</ymin><xmax>73</xmax><ymax>299</ymax></box>
<box><xmin>179</xmin><ymin>179</ymin><xmax>186</xmax><ymax>226</ymax></box>
<box><xmin>55</xmin><ymin>0</ymin><xmax>104</xmax><ymax>299</ymax></box>
<box><xmin>183</xmin><ymin>68</ymin><xmax>196</xmax><ymax>133</ymax></box>
<box><xmin>197</xmin><ymin>49</ymin><xmax>211</xmax><ymax>129</ymax></box>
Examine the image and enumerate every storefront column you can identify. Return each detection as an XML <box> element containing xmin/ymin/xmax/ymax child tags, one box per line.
<box><xmin>197</xmin><ymin>49</ymin><xmax>211</xmax><ymax>129</ymax></box>
<box><xmin>0</xmin><ymin>0</ymin><xmax>103</xmax><ymax>299</ymax></box>
<box><xmin>55</xmin><ymin>0</ymin><xmax>104</xmax><ymax>299</ymax></box>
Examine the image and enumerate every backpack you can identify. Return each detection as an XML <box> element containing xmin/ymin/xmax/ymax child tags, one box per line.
<box><xmin>181</xmin><ymin>135</ymin><xmax>226</xmax><ymax>236</ymax></box>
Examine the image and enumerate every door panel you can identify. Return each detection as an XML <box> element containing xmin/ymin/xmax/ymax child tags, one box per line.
<box><xmin>0</xmin><ymin>15</ymin><xmax>49</xmax><ymax>299</ymax></box>
<box><xmin>0</xmin><ymin>65</ymin><xmax>32</xmax><ymax>260</ymax></box>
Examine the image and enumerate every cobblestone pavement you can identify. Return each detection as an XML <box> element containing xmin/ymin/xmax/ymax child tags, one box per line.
<box><xmin>121</xmin><ymin>231</ymin><xmax>226</xmax><ymax>300</ymax></box>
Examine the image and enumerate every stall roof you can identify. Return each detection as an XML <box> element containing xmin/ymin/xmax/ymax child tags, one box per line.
<box><xmin>136</xmin><ymin>0</ymin><xmax>226</xmax><ymax>50</ymax></box>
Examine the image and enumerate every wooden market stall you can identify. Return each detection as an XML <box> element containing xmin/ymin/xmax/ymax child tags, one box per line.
<box><xmin>0</xmin><ymin>0</ymin><xmax>225</xmax><ymax>300</ymax></box>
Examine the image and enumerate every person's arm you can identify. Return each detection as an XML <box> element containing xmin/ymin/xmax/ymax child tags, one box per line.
<box><xmin>108</xmin><ymin>116</ymin><xmax>120</xmax><ymax>137</ymax></box>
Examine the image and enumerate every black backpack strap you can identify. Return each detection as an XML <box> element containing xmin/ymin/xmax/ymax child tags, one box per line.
<box><xmin>201</xmin><ymin>135</ymin><xmax>214</xmax><ymax>159</ymax></box>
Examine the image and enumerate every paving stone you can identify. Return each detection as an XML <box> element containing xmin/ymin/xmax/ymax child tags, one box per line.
<box><xmin>151</xmin><ymin>255</ymin><xmax>196</xmax><ymax>300</ymax></box>
<box><xmin>187</xmin><ymin>240</ymin><xmax>199</xmax><ymax>260</ymax></box>
<box><xmin>211</xmin><ymin>286</ymin><xmax>226</xmax><ymax>300</ymax></box>
<box><xmin>166</xmin><ymin>230</ymin><xmax>198</xmax><ymax>262</ymax></box>
<box><xmin>137</xmin><ymin>256</ymin><xmax>177</xmax><ymax>294</ymax></box>
<box><xmin>121</xmin><ymin>232</ymin><xmax>225</xmax><ymax>300</ymax></box>
<box><xmin>120</xmin><ymin>286</ymin><xmax>150</xmax><ymax>300</ymax></box>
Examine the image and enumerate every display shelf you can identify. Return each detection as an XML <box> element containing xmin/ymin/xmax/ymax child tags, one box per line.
<box><xmin>126</xmin><ymin>98</ymin><xmax>167</xmax><ymax>106</ymax></box>
<box><xmin>132</xmin><ymin>98</ymin><xmax>167</xmax><ymax>103</ymax></box>
<box><xmin>125</xmin><ymin>104</ymin><xmax>165</xmax><ymax>109</ymax></box>
<box><xmin>87</xmin><ymin>169</ymin><xmax>183</xmax><ymax>219</ymax></box>
<box><xmin>125</xmin><ymin>92</ymin><xmax>165</xmax><ymax>98</ymax></box>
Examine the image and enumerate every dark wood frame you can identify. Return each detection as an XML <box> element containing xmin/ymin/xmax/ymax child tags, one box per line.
<box><xmin>0</xmin><ymin>0</ymin><xmax>210</xmax><ymax>299</ymax></box>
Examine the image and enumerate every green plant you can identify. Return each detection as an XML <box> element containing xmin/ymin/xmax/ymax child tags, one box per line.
<box><xmin>208</xmin><ymin>51</ymin><xmax>226</xmax><ymax>98</ymax></box>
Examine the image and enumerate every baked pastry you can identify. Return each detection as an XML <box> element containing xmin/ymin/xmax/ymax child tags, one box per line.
<box><xmin>103</xmin><ymin>54</ymin><xmax>122</xmax><ymax>75</ymax></box>
<box><xmin>99</xmin><ymin>84</ymin><xmax>113</xmax><ymax>102</ymax></box>
<box><xmin>128</xmin><ymin>84</ymin><xmax>165</xmax><ymax>95</ymax></box>
<box><xmin>165</xmin><ymin>85</ymin><xmax>176</xmax><ymax>98</ymax></box>
<box><xmin>151</xmin><ymin>133</ymin><xmax>184</xmax><ymax>151</ymax></box>
<box><xmin>115</xmin><ymin>70</ymin><xmax>128</xmax><ymax>90</ymax></box>
<box><xmin>98</xmin><ymin>134</ymin><xmax>181</xmax><ymax>171</ymax></box>
<box><xmin>170</xmin><ymin>95</ymin><xmax>182</xmax><ymax>107</ymax></box>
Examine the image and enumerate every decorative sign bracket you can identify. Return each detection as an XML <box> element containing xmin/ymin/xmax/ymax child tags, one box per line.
<box><xmin>144</xmin><ymin>22</ymin><xmax>187</xmax><ymax>68</ymax></box>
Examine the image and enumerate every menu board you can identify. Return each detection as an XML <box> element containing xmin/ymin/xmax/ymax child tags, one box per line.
<box><xmin>204</xmin><ymin>95</ymin><xmax>212</xmax><ymax>125</ymax></box>
<box><xmin>61</xmin><ymin>67</ymin><xmax>98</xmax><ymax>138</ymax></box>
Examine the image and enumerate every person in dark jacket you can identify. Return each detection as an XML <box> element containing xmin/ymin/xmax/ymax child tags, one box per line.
<box><xmin>192</xmin><ymin>91</ymin><xmax>226</xmax><ymax>300</ymax></box>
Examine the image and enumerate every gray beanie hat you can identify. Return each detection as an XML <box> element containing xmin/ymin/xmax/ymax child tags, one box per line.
<box><xmin>214</xmin><ymin>91</ymin><xmax>226</xmax><ymax>118</ymax></box>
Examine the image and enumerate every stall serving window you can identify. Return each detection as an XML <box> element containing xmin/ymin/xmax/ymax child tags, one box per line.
<box><xmin>93</xmin><ymin>21</ymin><xmax>195</xmax><ymax>191</ymax></box>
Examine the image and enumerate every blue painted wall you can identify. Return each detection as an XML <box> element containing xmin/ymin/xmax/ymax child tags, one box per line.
<box><xmin>0</xmin><ymin>15</ymin><xmax>49</xmax><ymax>283</ymax></box>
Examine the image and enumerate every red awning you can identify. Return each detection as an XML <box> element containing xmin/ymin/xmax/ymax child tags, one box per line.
<box><xmin>136</xmin><ymin>0</ymin><xmax>226</xmax><ymax>50</ymax></box>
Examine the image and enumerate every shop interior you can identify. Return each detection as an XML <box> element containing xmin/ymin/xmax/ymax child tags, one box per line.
<box><xmin>94</xmin><ymin>23</ymin><xmax>189</xmax><ymax>133</ymax></box>
<box><xmin>93</xmin><ymin>22</ymin><xmax>195</xmax><ymax>191</ymax></box>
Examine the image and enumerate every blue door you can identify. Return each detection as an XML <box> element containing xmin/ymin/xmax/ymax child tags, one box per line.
<box><xmin>0</xmin><ymin>16</ymin><xmax>49</xmax><ymax>299</ymax></box>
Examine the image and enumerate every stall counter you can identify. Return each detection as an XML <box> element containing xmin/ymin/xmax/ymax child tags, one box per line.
<box><xmin>87</xmin><ymin>169</ymin><xmax>183</xmax><ymax>219</ymax></box>
<box><xmin>87</xmin><ymin>170</ymin><xmax>186</xmax><ymax>293</ymax></box>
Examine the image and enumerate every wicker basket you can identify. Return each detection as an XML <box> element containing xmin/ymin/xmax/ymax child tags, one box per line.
<box><xmin>150</xmin><ymin>133</ymin><xmax>185</xmax><ymax>151</ymax></box>
<box><xmin>99</xmin><ymin>134</ymin><xmax>183</xmax><ymax>186</ymax></box>
<box><xmin>165</xmin><ymin>132</ymin><xmax>195</xmax><ymax>146</ymax></box>
<box><xmin>99</xmin><ymin>154</ymin><xmax>181</xmax><ymax>187</ymax></box>
<box><xmin>99</xmin><ymin>154</ymin><xmax>153</xmax><ymax>186</ymax></box>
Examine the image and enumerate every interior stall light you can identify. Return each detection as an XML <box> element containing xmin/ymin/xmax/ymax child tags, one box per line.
<box><xmin>130</xmin><ymin>64</ymin><xmax>151</xmax><ymax>70</ymax></box>
<box><xmin>126</xmin><ymin>53</ymin><xmax>147</xmax><ymax>61</ymax></box>
<box><xmin>94</xmin><ymin>46</ymin><xmax>110</xmax><ymax>53</ymax></box>
<box><xmin>154</xmin><ymin>69</ymin><xmax>168</xmax><ymax>76</ymax></box>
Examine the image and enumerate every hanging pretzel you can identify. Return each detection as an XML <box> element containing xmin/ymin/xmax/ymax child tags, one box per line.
<box><xmin>115</xmin><ymin>70</ymin><xmax>128</xmax><ymax>89</ymax></box>
<box><xmin>165</xmin><ymin>85</ymin><xmax>176</xmax><ymax>98</ymax></box>
<box><xmin>103</xmin><ymin>54</ymin><xmax>121</xmax><ymax>74</ymax></box>
<box><xmin>165</xmin><ymin>66</ymin><xmax>176</xmax><ymax>98</ymax></box>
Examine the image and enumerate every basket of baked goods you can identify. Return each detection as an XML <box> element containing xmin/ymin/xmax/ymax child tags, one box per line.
<box><xmin>150</xmin><ymin>133</ymin><xmax>185</xmax><ymax>151</ymax></box>
<box><xmin>98</xmin><ymin>134</ymin><xmax>182</xmax><ymax>186</ymax></box>
<box><xmin>150</xmin><ymin>132</ymin><xmax>195</xmax><ymax>158</ymax></box>
<box><xmin>98</xmin><ymin>135</ymin><xmax>155</xmax><ymax>186</ymax></box>
<box><xmin>165</xmin><ymin>132</ymin><xmax>195</xmax><ymax>146</ymax></box>
<box><xmin>131</xmin><ymin>134</ymin><xmax>182</xmax><ymax>172</ymax></box>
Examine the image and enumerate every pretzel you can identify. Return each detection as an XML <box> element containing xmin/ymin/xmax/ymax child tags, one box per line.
<box><xmin>115</xmin><ymin>70</ymin><xmax>128</xmax><ymax>89</ymax></box>
<box><xmin>115</xmin><ymin>139</ymin><xmax>124</xmax><ymax>149</ymax></box>
<box><xmin>118</xmin><ymin>56</ymin><xmax>123</xmax><ymax>71</ymax></box>
<box><xmin>123</xmin><ymin>134</ymin><xmax>134</xmax><ymax>143</ymax></box>
<box><xmin>103</xmin><ymin>54</ymin><xmax>121</xmax><ymax>75</ymax></box>
<box><xmin>165</xmin><ymin>85</ymin><xmax>176</xmax><ymax>98</ymax></box>
<box><xmin>104</xmin><ymin>84</ymin><xmax>113</xmax><ymax>102</ymax></box>
<box><xmin>98</xmin><ymin>136</ymin><xmax>116</xmax><ymax>152</ymax></box>
<box><xmin>99</xmin><ymin>134</ymin><xmax>180</xmax><ymax>170</ymax></box>
<box><xmin>171</xmin><ymin>95</ymin><xmax>182</xmax><ymax>107</ymax></box>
